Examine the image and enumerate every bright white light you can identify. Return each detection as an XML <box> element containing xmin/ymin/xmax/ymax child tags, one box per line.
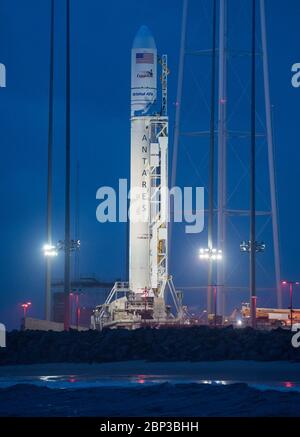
<box><xmin>44</xmin><ymin>251</ymin><xmax>58</xmax><ymax>257</ymax></box>
<box><xmin>43</xmin><ymin>244</ymin><xmax>58</xmax><ymax>257</ymax></box>
<box><xmin>237</xmin><ymin>319</ymin><xmax>242</xmax><ymax>326</ymax></box>
<box><xmin>199</xmin><ymin>248</ymin><xmax>223</xmax><ymax>261</ymax></box>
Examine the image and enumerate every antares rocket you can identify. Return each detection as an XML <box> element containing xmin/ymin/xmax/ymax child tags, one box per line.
<box><xmin>129</xmin><ymin>25</ymin><xmax>168</xmax><ymax>298</ymax></box>
<box><xmin>92</xmin><ymin>26</ymin><xmax>182</xmax><ymax>329</ymax></box>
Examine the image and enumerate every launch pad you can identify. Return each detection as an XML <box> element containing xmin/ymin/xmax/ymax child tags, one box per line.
<box><xmin>91</xmin><ymin>278</ymin><xmax>184</xmax><ymax>330</ymax></box>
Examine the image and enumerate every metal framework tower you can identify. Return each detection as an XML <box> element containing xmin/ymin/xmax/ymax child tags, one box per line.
<box><xmin>64</xmin><ymin>0</ymin><xmax>71</xmax><ymax>330</ymax></box>
<box><xmin>171</xmin><ymin>0</ymin><xmax>282</xmax><ymax>317</ymax></box>
<box><xmin>216</xmin><ymin>0</ymin><xmax>227</xmax><ymax>316</ymax></box>
<box><xmin>45</xmin><ymin>0</ymin><xmax>55</xmax><ymax>321</ymax></box>
<box><xmin>260</xmin><ymin>0</ymin><xmax>281</xmax><ymax>309</ymax></box>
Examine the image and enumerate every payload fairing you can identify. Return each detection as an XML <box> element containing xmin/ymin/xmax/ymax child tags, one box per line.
<box><xmin>92</xmin><ymin>26</ymin><xmax>182</xmax><ymax>329</ymax></box>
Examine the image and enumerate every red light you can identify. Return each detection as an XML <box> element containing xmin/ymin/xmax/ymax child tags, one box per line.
<box><xmin>137</xmin><ymin>374</ymin><xmax>146</xmax><ymax>384</ymax></box>
<box><xmin>284</xmin><ymin>381</ymin><xmax>294</xmax><ymax>389</ymax></box>
<box><xmin>68</xmin><ymin>376</ymin><xmax>76</xmax><ymax>383</ymax></box>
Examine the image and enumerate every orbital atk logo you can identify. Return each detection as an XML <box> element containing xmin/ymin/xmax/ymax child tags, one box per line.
<box><xmin>137</xmin><ymin>69</ymin><xmax>153</xmax><ymax>79</ymax></box>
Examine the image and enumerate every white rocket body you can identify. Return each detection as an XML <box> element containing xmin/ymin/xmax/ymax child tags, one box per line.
<box><xmin>129</xmin><ymin>26</ymin><xmax>168</xmax><ymax>296</ymax></box>
<box><xmin>129</xmin><ymin>116</ymin><xmax>151</xmax><ymax>293</ymax></box>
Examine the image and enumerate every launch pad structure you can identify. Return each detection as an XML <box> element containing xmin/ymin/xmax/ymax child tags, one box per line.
<box><xmin>92</xmin><ymin>27</ymin><xmax>184</xmax><ymax>330</ymax></box>
<box><xmin>91</xmin><ymin>278</ymin><xmax>184</xmax><ymax>330</ymax></box>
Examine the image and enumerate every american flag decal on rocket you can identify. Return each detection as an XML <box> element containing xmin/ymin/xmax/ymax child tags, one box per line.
<box><xmin>136</xmin><ymin>52</ymin><xmax>154</xmax><ymax>64</ymax></box>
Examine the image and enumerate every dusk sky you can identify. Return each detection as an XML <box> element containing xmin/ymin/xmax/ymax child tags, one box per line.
<box><xmin>1</xmin><ymin>0</ymin><xmax>300</xmax><ymax>329</ymax></box>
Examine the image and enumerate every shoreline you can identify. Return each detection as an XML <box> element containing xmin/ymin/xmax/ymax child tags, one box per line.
<box><xmin>0</xmin><ymin>360</ymin><xmax>299</xmax><ymax>382</ymax></box>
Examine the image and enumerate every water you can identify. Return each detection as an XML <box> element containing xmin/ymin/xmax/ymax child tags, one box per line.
<box><xmin>0</xmin><ymin>373</ymin><xmax>299</xmax><ymax>392</ymax></box>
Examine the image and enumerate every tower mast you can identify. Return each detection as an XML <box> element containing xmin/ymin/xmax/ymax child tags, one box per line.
<box><xmin>260</xmin><ymin>0</ymin><xmax>282</xmax><ymax>308</ymax></box>
<box><xmin>217</xmin><ymin>0</ymin><xmax>228</xmax><ymax>316</ymax></box>
<box><xmin>45</xmin><ymin>0</ymin><xmax>55</xmax><ymax>321</ymax></box>
<box><xmin>64</xmin><ymin>0</ymin><xmax>71</xmax><ymax>330</ymax></box>
<box><xmin>207</xmin><ymin>0</ymin><xmax>217</xmax><ymax>314</ymax></box>
<box><xmin>250</xmin><ymin>0</ymin><xmax>257</xmax><ymax>328</ymax></box>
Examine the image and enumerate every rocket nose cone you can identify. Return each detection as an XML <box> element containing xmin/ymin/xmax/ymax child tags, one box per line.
<box><xmin>132</xmin><ymin>25</ymin><xmax>156</xmax><ymax>49</ymax></box>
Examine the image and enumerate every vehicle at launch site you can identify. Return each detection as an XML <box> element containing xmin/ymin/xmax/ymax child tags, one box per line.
<box><xmin>91</xmin><ymin>26</ymin><xmax>183</xmax><ymax>329</ymax></box>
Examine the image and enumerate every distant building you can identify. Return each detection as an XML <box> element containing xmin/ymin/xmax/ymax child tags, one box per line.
<box><xmin>53</xmin><ymin>292</ymin><xmax>64</xmax><ymax>323</ymax></box>
<box><xmin>51</xmin><ymin>277</ymin><xmax>115</xmax><ymax>327</ymax></box>
<box><xmin>77</xmin><ymin>306</ymin><xmax>93</xmax><ymax>327</ymax></box>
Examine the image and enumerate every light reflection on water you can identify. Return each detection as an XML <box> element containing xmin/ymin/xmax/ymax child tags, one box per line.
<box><xmin>0</xmin><ymin>374</ymin><xmax>299</xmax><ymax>392</ymax></box>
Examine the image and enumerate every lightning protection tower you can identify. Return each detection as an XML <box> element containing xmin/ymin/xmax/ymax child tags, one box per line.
<box><xmin>171</xmin><ymin>0</ymin><xmax>281</xmax><ymax>318</ymax></box>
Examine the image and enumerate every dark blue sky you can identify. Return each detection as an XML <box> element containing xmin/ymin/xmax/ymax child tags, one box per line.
<box><xmin>1</xmin><ymin>0</ymin><xmax>300</xmax><ymax>329</ymax></box>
